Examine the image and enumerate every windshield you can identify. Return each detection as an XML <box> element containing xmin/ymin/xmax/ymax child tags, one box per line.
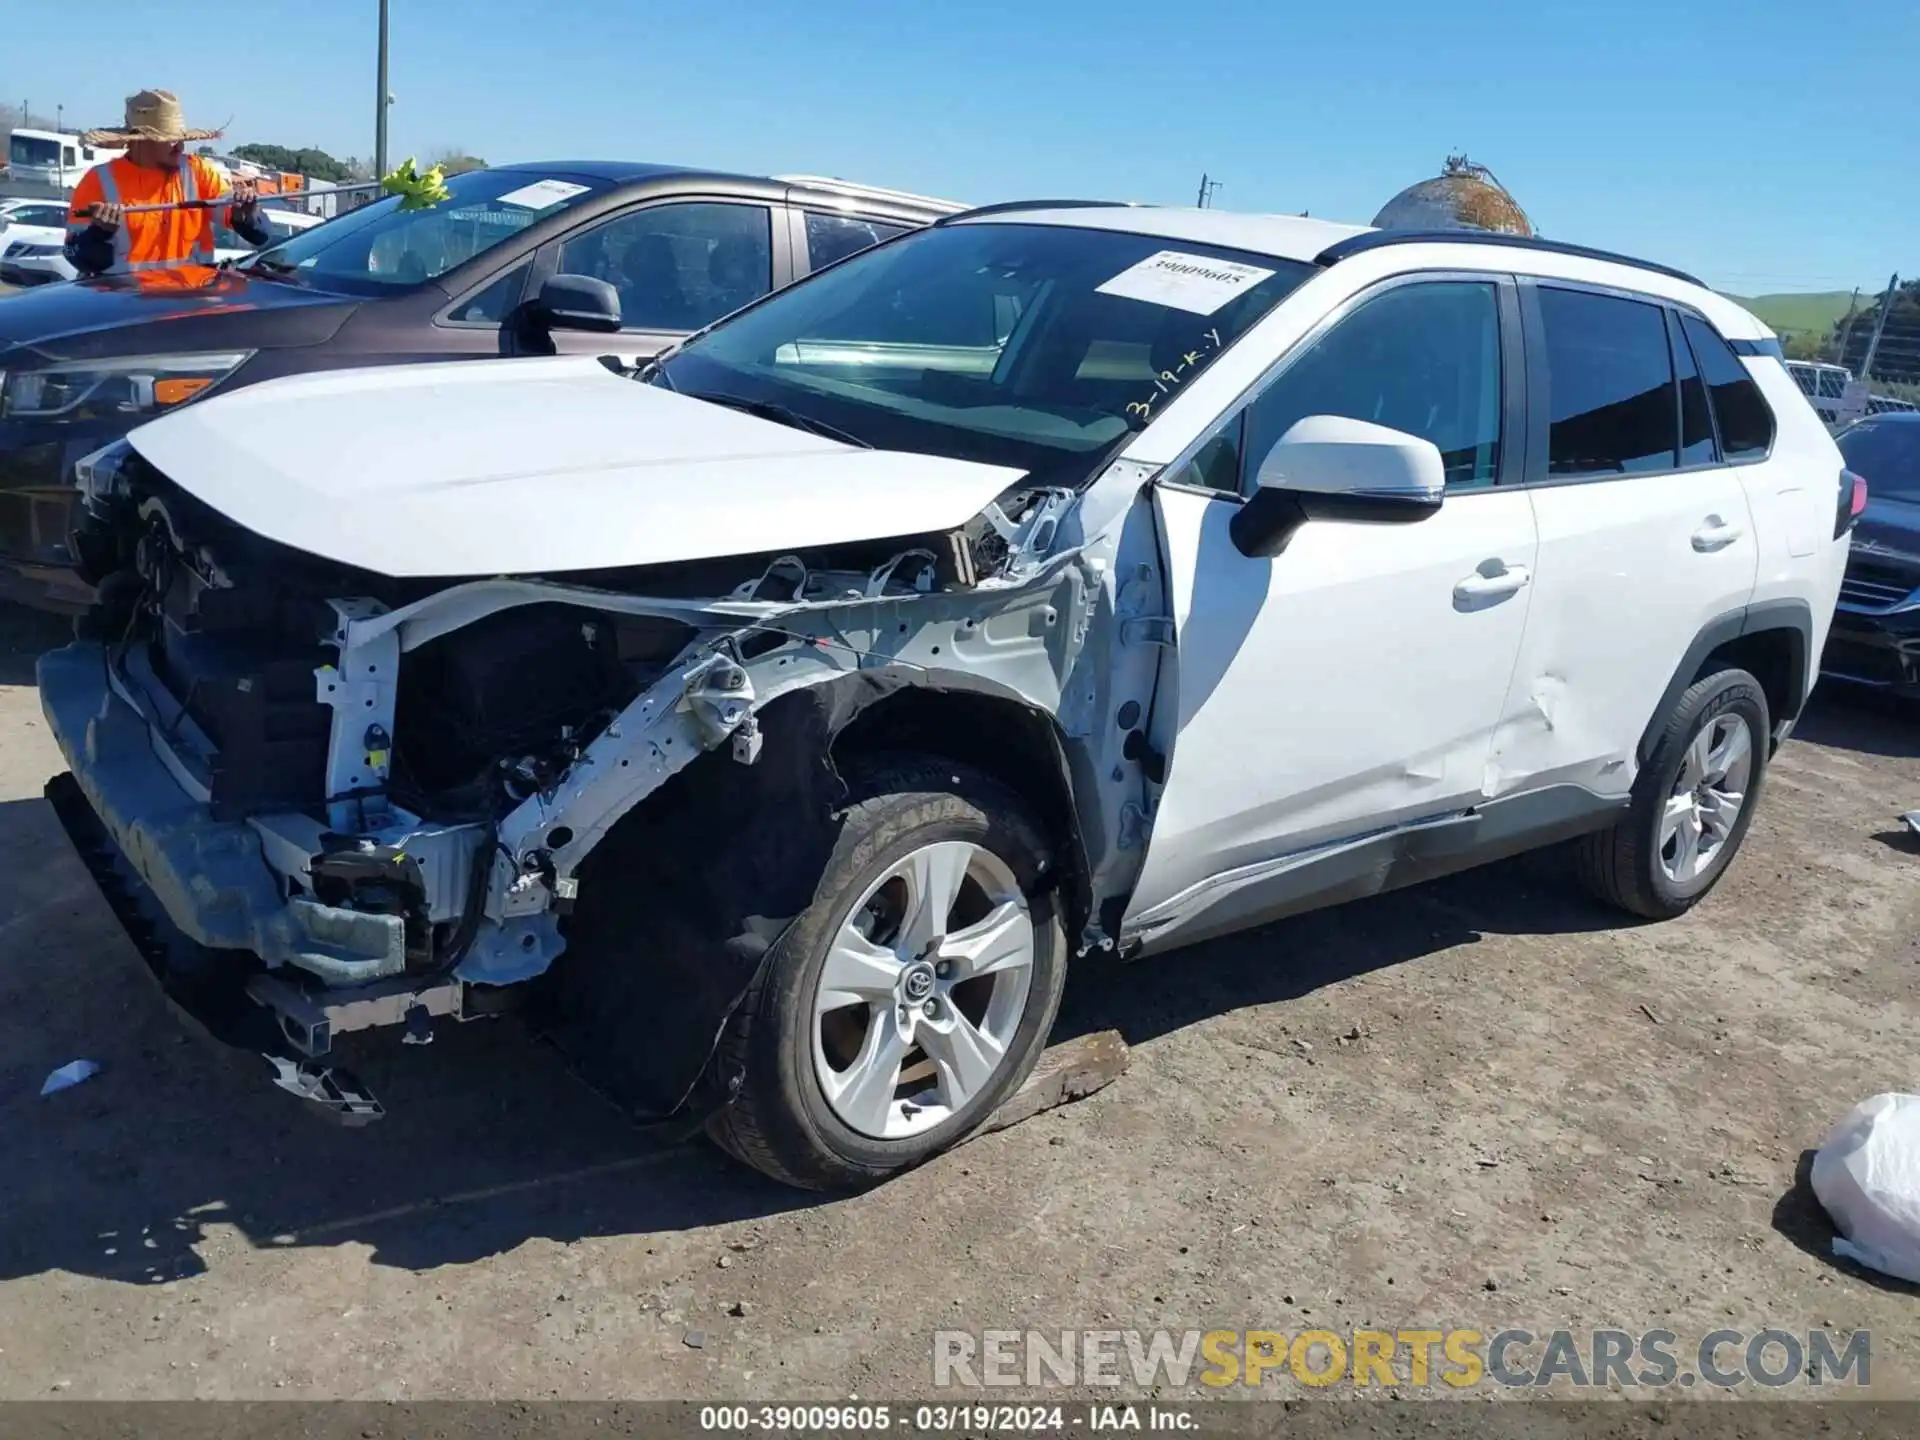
<box><xmin>9</xmin><ymin>134</ymin><xmax>60</xmax><ymax>169</ymax></box>
<box><xmin>239</xmin><ymin>168</ymin><xmax>609</xmax><ymax>294</ymax></box>
<box><xmin>1840</xmin><ymin>420</ymin><xmax>1920</xmax><ymax>504</ymax></box>
<box><xmin>657</xmin><ymin>221</ymin><xmax>1315</xmax><ymax>487</ymax></box>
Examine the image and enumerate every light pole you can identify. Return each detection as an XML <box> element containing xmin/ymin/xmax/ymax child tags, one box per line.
<box><xmin>374</xmin><ymin>0</ymin><xmax>391</xmax><ymax>179</ymax></box>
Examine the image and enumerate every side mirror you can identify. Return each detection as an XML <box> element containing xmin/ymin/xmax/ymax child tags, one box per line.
<box><xmin>1229</xmin><ymin>414</ymin><xmax>1447</xmax><ymax>558</ymax></box>
<box><xmin>536</xmin><ymin>273</ymin><xmax>623</xmax><ymax>333</ymax></box>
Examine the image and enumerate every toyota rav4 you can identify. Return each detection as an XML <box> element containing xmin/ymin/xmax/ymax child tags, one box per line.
<box><xmin>40</xmin><ymin>202</ymin><xmax>1856</xmax><ymax>1190</ymax></box>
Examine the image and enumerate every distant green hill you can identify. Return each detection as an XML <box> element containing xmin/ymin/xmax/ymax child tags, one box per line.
<box><xmin>1720</xmin><ymin>291</ymin><xmax>1863</xmax><ymax>336</ymax></box>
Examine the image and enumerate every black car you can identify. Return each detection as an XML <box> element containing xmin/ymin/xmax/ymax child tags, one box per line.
<box><xmin>0</xmin><ymin>161</ymin><xmax>960</xmax><ymax>609</ymax></box>
<box><xmin>1824</xmin><ymin>411</ymin><xmax>1920</xmax><ymax>695</ymax></box>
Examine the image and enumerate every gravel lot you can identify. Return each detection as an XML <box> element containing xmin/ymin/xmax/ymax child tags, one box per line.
<box><xmin>0</xmin><ymin>599</ymin><xmax>1915</xmax><ymax>1402</ymax></box>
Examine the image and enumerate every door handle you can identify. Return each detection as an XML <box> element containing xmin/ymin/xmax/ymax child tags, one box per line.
<box><xmin>1691</xmin><ymin>516</ymin><xmax>1745</xmax><ymax>552</ymax></box>
<box><xmin>1453</xmin><ymin>561</ymin><xmax>1531</xmax><ymax>609</ymax></box>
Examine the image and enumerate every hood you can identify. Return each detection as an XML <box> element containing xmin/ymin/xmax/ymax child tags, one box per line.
<box><xmin>125</xmin><ymin>355</ymin><xmax>1028</xmax><ymax>578</ymax></box>
<box><xmin>0</xmin><ymin>268</ymin><xmax>358</xmax><ymax>364</ymax></box>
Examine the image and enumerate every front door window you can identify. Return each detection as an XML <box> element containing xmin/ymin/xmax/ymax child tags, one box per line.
<box><xmin>557</xmin><ymin>202</ymin><xmax>773</xmax><ymax>333</ymax></box>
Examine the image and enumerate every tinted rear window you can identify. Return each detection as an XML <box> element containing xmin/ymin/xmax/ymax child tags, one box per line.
<box><xmin>1839</xmin><ymin>420</ymin><xmax>1920</xmax><ymax>504</ymax></box>
<box><xmin>1681</xmin><ymin>314</ymin><xmax>1775</xmax><ymax>460</ymax></box>
<box><xmin>1538</xmin><ymin>287</ymin><xmax>1677</xmax><ymax>476</ymax></box>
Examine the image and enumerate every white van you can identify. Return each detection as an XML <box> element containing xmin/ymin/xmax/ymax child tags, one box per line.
<box><xmin>4</xmin><ymin>129</ymin><xmax>125</xmax><ymax>197</ymax></box>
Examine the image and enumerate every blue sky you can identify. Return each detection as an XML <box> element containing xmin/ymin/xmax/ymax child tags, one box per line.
<box><xmin>8</xmin><ymin>0</ymin><xmax>1913</xmax><ymax>295</ymax></box>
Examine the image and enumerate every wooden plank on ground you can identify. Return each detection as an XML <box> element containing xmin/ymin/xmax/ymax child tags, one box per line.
<box><xmin>970</xmin><ymin>1028</ymin><xmax>1129</xmax><ymax>1140</ymax></box>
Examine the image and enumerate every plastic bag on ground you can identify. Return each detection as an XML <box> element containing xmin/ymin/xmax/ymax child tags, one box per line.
<box><xmin>1811</xmin><ymin>1093</ymin><xmax>1920</xmax><ymax>1284</ymax></box>
<box><xmin>39</xmin><ymin>1059</ymin><xmax>101</xmax><ymax>1096</ymax></box>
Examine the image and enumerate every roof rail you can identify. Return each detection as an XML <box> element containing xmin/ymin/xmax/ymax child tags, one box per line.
<box><xmin>1314</xmin><ymin>229</ymin><xmax>1704</xmax><ymax>288</ymax></box>
<box><xmin>937</xmin><ymin>198</ymin><xmax>1139</xmax><ymax>226</ymax></box>
<box><xmin>774</xmin><ymin>174</ymin><xmax>964</xmax><ymax>211</ymax></box>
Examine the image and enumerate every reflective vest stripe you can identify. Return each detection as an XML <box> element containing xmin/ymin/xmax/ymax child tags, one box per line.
<box><xmin>183</xmin><ymin>162</ymin><xmax>214</xmax><ymax>265</ymax></box>
<box><xmin>89</xmin><ymin>161</ymin><xmax>218</xmax><ymax>273</ymax></box>
<box><xmin>92</xmin><ymin>165</ymin><xmax>134</xmax><ymax>274</ymax></box>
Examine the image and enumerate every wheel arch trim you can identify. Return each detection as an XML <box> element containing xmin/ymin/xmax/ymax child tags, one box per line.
<box><xmin>1636</xmin><ymin>598</ymin><xmax>1814</xmax><ymax>766</ymax></box>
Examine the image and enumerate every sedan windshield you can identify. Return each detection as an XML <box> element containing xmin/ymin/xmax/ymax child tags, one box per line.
<box><xmin>239</xmin><ymin>168</ymin><xmax>609</xmax><ymax>294</ymax></box>
<box><xmin>1840</xmin><ymin>419</ymin><xmax>1920</xmax><ymax>504</ymax></box>
<box><xmin>657</xmin><ymin>221</ymin><xmax>1315</xmax><ymax>487</ymax></box>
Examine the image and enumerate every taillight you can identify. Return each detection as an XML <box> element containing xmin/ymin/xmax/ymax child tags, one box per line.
<box><xmin>1836</xmin><ymin>468</ymin><xmax>1868</xmax><ymax>538</ymax></box>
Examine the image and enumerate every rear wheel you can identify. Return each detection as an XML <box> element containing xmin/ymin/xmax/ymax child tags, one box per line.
<box><xmin>1574</xmin><ymin>666</ymin><xmax>1769</xmax><ymax>919</ymax></box>
<box><xmin>707</xmin><ymin>758</ymin><xmax>1066</xmax><ymax>1191</ymax></box>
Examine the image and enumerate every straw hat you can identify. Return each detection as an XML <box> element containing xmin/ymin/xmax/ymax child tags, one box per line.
<box><xmin>83</xmin><ymin>89</ymin><xmax>224</xmax><ymax>146</ymax></box>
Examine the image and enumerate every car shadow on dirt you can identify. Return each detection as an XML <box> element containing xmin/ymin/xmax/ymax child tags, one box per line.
<box><xmin>0</xmin><ymin>602</ymin><xmax>70</xmax><ymax>686</ymax></box>
<box><xmin>0</xmin><ymin>777</ymin><xmax>1636</xmax><ymax>1286</ymax></box>
<box><xmin>1793</xmin><ymin>684</ymin><xmax>1920</xmax><ymax>760</ymax></box>
<box><xmin>1051</xmin><ymin>847</ymin><xmax>1624</xmax><ymax>1049</ymax></box>
<box><xmin>0</xmin><ymin>786</ymin><xmax>818</xmax><ymax>1287</ymax></box>
<box><xmin>1771</xmin><ymin>1149</ymin><xmax>1920</xmax><ymax>1297</ymax></box>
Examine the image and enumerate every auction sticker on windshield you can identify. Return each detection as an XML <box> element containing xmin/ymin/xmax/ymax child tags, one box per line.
<box><xmin>1096</xmin><ymin>250</ymin><xmax>1277</xmax><ymax>315</ymax></box>
<box><xmin>496</xmin><ymin>178</ymin><xmax>593</xmax><ymax>212</ymax></box>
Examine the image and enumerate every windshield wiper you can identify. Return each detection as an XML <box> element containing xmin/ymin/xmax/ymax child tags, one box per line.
<box><xmin>236</xmin><ymin>252</ymin><xmax>302</xmax><ymax>281</ymax></box>
<box><xmin>695</xmin><ymin>392</ymin><xmax>872</xmax><ymax>449</ymax></box>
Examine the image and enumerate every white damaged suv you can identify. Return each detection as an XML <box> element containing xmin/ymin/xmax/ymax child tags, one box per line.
<box><xmin>42</xmin><ymin>201</ymin><xmax>1856</xmax><ymax>1189</ymax></box>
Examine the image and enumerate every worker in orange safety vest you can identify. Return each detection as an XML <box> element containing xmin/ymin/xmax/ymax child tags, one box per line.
<box><xmin>64</xmin><ymin>89</ymin><xmax>265</xmax><ymax>277</ymax></box>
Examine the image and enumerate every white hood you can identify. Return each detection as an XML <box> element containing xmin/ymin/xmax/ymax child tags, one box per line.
<box><xmin>125</xmin><ymin>356</ymin><xmax>1026</xmax><ymax>578</ymax></box>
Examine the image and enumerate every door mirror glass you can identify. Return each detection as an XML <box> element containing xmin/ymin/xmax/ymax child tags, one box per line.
<box><xmin>1231</xmin><ymin>415</ymin><xmax>1446</xmax><ymax>558</ymax></box>
<box><xmin>538</xmin><ymin>273</ymin><xmax>623</xmax><ymax>333</ymax></box>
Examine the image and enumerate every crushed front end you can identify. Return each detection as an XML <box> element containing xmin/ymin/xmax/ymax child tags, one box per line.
<box><xmin>42</xmin><ymin>439</ymin><xmax>1138</xmax><ymax>1125</ymax></box>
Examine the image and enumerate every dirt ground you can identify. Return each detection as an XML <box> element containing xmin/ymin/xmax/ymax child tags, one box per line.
<box><xmin>1</xmin><ymin>598</ymin><xmax>1916</xmax><ymax>1403</ymax></box>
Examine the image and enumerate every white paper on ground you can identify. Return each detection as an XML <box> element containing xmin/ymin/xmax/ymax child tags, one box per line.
<box><xmin>1095</xmin><ymin>250</ymin><xmax>1278</xmax><ymax>316</ymax></box>
<box><xmin>1811</xmin><ymin>1092</ymin><xmax>1920</xmax><ymax>1284</ymax></box>
<box><xmin>495</xmin><ymin>179</ymin><xmax>592</xmax><ymax>212</ymax></box>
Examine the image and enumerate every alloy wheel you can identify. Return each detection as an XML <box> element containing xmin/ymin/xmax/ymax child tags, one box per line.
<box><xmin>811</xmin><ymin>841</ymin><xmax>1035</xmax><ymax>1139</ymax></box>
<box><xmin>1659</xmin><ymin>712</ymin><xmax>1754</xmax><ymax>885</ymax></box>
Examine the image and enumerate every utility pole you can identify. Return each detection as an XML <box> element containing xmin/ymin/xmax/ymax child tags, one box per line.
<box><xmin>1860</xmin><ymin>271</ymin><xmax>1900</xmax><ymax>382</ymax></box>
<box><xmin>374</xmin><ymin>0</ymin><xmax>391</xmax><ymax>180</ymax></box>
<box><xmin>1833</xmin><ymin>287</ymin><xmax>1862</xmax><ymax>365</ymax></box>
<box><xmin>1195</xmin><ymin>173</ymin><xmax>1222</xmax><ymax>208</ymax></box>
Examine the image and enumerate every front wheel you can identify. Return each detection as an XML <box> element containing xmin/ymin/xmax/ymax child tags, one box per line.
<box><xmin>1574</xmin><ymin>666</ymin><xmax>1770</xmax><ymax>919</ymax></box>
<box><xmin>707</xmin><ymin>758</ymin><xmax>1067</xmax><ymax>1191</ymax></box>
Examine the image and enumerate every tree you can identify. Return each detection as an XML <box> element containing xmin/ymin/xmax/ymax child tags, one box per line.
<box><xmin>428</xmin><ymin>149</ymin><xmax>487</xmax><ymax>175</ymax></box>
<box><xmin>231</xmin><ymin>143</ymin><xmax>355</xmax><ymax>183</ymax></box>
<box><xmin>0</xmin><ymin>102</ymin><xmax>61</xmax><ymax>147</ymax></box>
<box><xmin>1783</xmin><ymin>331</ymin><xmax>1828</xmax><ymax>362</ymax></box>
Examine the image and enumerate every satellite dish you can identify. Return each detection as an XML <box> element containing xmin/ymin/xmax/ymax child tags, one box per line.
<box><xmin>1373</xmin><ymin>155</ymin><xmax>1534</xmax><ymax>236</ymax></box>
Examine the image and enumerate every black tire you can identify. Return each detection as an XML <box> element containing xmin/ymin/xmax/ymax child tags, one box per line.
<box><xmin>1574</xmin><ymin>666</ymin><xmax>1770</xmax><ymax>920</ymax></box>
<box><xmin>706</xmin><ymin>757</ymin><xmax>1067</xmax><ymax>1191</ymax></box>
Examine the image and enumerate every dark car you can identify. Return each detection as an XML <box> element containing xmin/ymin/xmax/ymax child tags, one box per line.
<box><xmin>0</xmin><ymin>161</ymin><xmax>961</xmax><ymax>609</ymax></box>
<box><xmin>1824</xmin><ymin>411</ymin><xmax>1920</xmax><ymax>695</ymax></box>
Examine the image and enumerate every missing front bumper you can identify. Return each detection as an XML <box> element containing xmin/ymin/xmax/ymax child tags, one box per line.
<box><xmin>44</xmin><ymin>769</ymin><xmax>386</xmax><ymax>1125</ymax></box>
